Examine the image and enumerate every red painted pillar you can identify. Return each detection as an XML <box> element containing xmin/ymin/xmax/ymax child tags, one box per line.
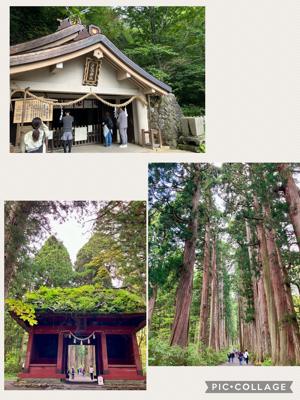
<box><xmin>56</xmin><ymin>332</ymin><xmax>64</xmax><ymax>374</ymax></box>
<box><xmin>24</xmin><ymin>329</ymin><xmax>34</xmax><ymax>372</ymax></box>
<box><xmin>132</xmin><ymin>333</ymin><xmax>143</xmax><ymax>376</ymax></box>
<box><xmin>101</xmin><ymin>333</ymin><xmax>109</xmax><ymax>375</ymax></box>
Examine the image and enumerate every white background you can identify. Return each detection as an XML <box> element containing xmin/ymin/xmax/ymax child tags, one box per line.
<box><xmin>1</xmin><ymin>0</ymin><xmax>300</xmax><ymax>399</ymax></box>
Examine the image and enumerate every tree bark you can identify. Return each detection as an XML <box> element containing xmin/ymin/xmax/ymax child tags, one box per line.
<box><xmin>278</xmin><ymin>164</ymin><xmax>300</xmax><ymax>250</ymax></box>
<box><xmin>254</xmin><ymin>196</ymin><xmax>279</xmax><ymax>364</ymax></box>
<box><xmin>199</xmin><ymin>222</ymin><xmax>211</xmax><ymax>347</ymax></box>
<box><xmin>4</xmin><ymin>202</ymin><xmax>33</xmax><ymax>297</ymax></box>
<box><xmin>276</xmin><ymin>242</ymin><xmax>300</xmax><ymax>364</ymax></box>
<box><xmin>263</xmin><ymin>203</ymin><xmax>295</xmax><ymax>365</ymax></box>
<box><xmin>208</xmin><ymin>238</ymin><xmax>220</xmax><ymax>350</ymax></box>
<box><xmin>170</xmin><ymin>165</ymin><xmax>201</xmax><ymax>347</ymax></box>
<box><xmin>245</xmin><ymin>221</ymin><xmax>263</xmax><ymax>362</ymax></box>
<box><xmin>148</xmin><ymin>285</ymin><xmax>158</xmax><ymax>329</ymax></box>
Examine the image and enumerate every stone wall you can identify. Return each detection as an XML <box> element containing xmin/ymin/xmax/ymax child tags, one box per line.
<box><xmin>149</xmin><ymin>94</ymin><xmax>183</xmax><ymax>148</ymax></box>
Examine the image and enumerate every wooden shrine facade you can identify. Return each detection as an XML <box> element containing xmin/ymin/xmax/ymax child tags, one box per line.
<box><xmin>12</xmin><ymin>312</ymin><xmax>146</xmax><ymax>381</ymax></box>
<box><xmin>10</xmin><ymin>18</ymin><xmax>172</xmax><ymax>150</ymax></box>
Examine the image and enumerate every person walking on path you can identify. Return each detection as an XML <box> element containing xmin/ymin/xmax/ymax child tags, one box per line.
<box><xmin>227</xmin><ymin>352</ymin><xmax>231</xmax><ymax>363</ymax></box>
<box><xmin>244</xmin><ymin>349</ymin><xmax>249</xmax><ymax>365</ymax></box>
<box><xmin>117</xmin><ymin>107</ymin><xmax>128</xmax><ymax>148</ymax></box>
<box><xmin>71</xmin><ymin>366</ymin><xmax>75</xmax><ymax>379</ymax></box>
<box><xmin>102</xmin><ymin>111</ymin><xmax>113</xmax><ymax>147</ymax></box>
<box><xmin>23</xmin><ymin>117</ymin><xmax>49</xmax><ymax>153</ymax></box>
<box><xmin>61</xmin><ymin>110</ymin><xmax>74</xmax><ymax>153</ymax></box>
<box><xmin>238</xmin><ymin>351</ymin><xmax>244</xmax><ymax>365</ymax></box>
<box><xmin>89</xmin><ymin>365</ymin><xmax>94</xmax><ymax>381</ymax></box>
<box><xmin>230</xmin><ymin>351</ymin><xmax>235</xmax><ymax>363</ymax></box>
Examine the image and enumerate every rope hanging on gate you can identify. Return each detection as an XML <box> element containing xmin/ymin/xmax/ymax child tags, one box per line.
<box><xmin>10</xmin><ymin>88</ymin><xmax>148</xmax><ymax>108</ymax></box>
<box><xmin>65</xmin><ymin>331</ymin><xmax>96</xmax><ymax>345</ymax></box>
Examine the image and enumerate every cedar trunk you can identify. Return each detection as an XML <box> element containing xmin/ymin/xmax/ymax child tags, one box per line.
<box><xmin>254</xmin><ymin>196</ymin><xmax>279</xmax><ymax>364</ymax></box>
<box><xmin>148</xmin><ymin>285</ymin><xmax>158</xmax><ymax>329</ymax></box>
<box><xmin>199</xmin><ymin>222</ymin><xmax>211</xmax><ymax>346</ymax></box>
<box><xmin>263</xmin><ymin>203</ymin><xmax>295</xmax><ymax>365</ymax></box>
<box><xmin>208</xmin><ymin>239</ymin><xmax>220</xmax><ymax>350</ymax></box>
<box><xmin>170</xmin><ymin>166</ymin><xmax>201</xmax><ymax>347</ymax></box>
<box><xmin>278</xmin><ymin>164</ymin><xmax>300</xmax><ymax>250</ymax></box>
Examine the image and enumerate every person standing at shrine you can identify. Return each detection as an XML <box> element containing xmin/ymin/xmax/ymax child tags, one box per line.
<box><xmin>102</xmin><ymin>111</ymin><xmax>113</xmax><ymax>147</ymax></box>
<box><xmin>61</xmin><ymin>110</ymin><xmax>74</xmax><ymax>153</ymax></box>
<box><xmin>117</xmin><ymin>107</ymin><xmax>128</xmax><ymax>148</ymax></box>
<box><xmin>89</xmin><ymin>365</ymin><xmax>94</xmax><ymax>380</ymax></box>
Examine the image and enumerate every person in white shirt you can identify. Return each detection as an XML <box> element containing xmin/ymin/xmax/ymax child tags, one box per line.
<box><xmin>244</xmin><ymin>349</ymin><xmax>249</xmax><ymax>365</ymax></box>
<box><xmin>89</xmin><ymin>365</ymin><xmax>94</xmax><ymax>380</ymax></box>
<box><xmin>23</xmin><ymin>117</ymin><xmax>49</xmax><ymax>153</ymax></box>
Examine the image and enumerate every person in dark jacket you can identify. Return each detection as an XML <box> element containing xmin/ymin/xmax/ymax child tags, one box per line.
<box><xmin>102</xmin><ymin>111</ymin><xmax>113</xmax><ymax>147</ymax></box>
<box><xmin>61</xmin><ymin>110</ymin><xmax>74</xmax><ymax>153</ymax></box>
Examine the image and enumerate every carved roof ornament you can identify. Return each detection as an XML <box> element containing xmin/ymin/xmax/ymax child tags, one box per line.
<box><xmin>57</xmin><ymin>18</ymin><xmax>73</xmax><ymax>31</ymax></box>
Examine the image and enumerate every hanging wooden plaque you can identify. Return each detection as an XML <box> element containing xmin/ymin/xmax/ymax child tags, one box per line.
<box><xmin>82</xmin><ymin>57</ymin><xmax>101</xmax><ymax>86</ymax></box>
<box><xmin>13</xmin><ymin>99</ymin><xmax>53</xmax><ymax>123</ymax></box>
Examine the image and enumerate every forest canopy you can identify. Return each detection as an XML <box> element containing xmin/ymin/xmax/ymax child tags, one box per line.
<box><xmin>10</xmin><ymin>6</ymin><xmax>205</xmax><ymax>116</ymax></box>
<box><xmin>148</xmin><ymin>163</ymin><xmax>300</xmax><ymax>366</ymax></box>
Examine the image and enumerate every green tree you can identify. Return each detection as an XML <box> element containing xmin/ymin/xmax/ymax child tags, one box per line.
<box><xmin>31</xmin><ymin>236</ymin><xmax>74</xmax><ymax>288</ymax></box>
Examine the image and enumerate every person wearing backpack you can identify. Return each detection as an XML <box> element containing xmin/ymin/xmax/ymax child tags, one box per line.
<box><xmin>102</xmin><ymin>111</ymin><xmax>113</xmax><ymax>147</ymax></box>
<box><xmin>23</xmin><ymin>117</ymin><xmax>49</xmax><ymax>153</ymax></box>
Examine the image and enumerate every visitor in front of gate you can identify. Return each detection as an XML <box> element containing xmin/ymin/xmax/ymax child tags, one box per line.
<box><xmin>244</xmin><ymin>349</ymin><xmax>249</xmax><ymax>365</ymax></box>
<box><xmin>89</xmin><ymin>365</ymin><xmax>94</xmax><ymax>380</ymax></box>
<box><xmin>102</xmin><ymin>111</ymin><xmax>113</xmax><ymax>147</ymax></box>
<box><xmin>24</xmin><ymin>117</ymin><xmax>49</xmax><ymax>153</ymax></box>
<box><xmin>61</xmin><ymin>110</ymin><xmax>74</xmax><ymax>153</ymax></box>
<box><xmin>71</xmin><ymin>366</ymin><xmax>75</xmax><ymax>379</ymax></box>
<box><xmin>117</xmin><ymin>107</ymin><xmax>128</xmax><ymax>148</ymax></box>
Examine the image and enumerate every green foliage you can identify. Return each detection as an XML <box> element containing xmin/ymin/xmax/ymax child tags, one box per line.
<box><xmin>7</xmin><ymin>285</ymin><xmax>145</xmax><ymax>317</ymax></box>
<box><xmin>31</xmin><ymin>235</ymin><xmax>74</xmax><ymax>288</ymax></box>
<box><xmin>261</xmin><ymin>358</ymin><xmax>273</xmax><ymax>366</ymax></box>
<box><xmin>4</xmin><ymin>351</ymin><xmax>21</xmax><ymax>374</ymax></box>
<box><xmin>6</xmin><ymin>299</ymin><xmax>37</xmax><ymax>326</ymax></box>
<box><xmin>149</xmin><ymin>338</ymin><xmax>228</xmax><ymax>366</ymax></box>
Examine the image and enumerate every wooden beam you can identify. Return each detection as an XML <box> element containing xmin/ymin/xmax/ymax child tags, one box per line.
<box><xmin>50</xmin><ymin>62</ymin><xmax>64</xmax><ymax>74</ymax></box>
<box><xmin>131</xmin><ymin>333</ymin><xmax>143</xmax><ymax>375</ymax></box>
<box><xmin>144</xmin><ymin>88</ymin><xmax>156</xmax><ymax>95</ymax></box>
<box><xmin>10</xmin><ymin>43</ymin><xmax>102</xmax><ymax>75</ymax></box>
<box><xmin>31</xmin><ymin>33</ymin><xmax>79</xmax><ymax>52</ymax></box>
<box><xmin>56</xmin><ymin>332</ymin><xmax>64</xmax><ymax>373</ymax></box>
<box><xmin>98</xmin><ymin>43</ymin><xmax>168</xmax><ymax>95</ymax></box>
<box><xmin>10</xmin><ymin>24</ymin><xmax>84</xmax><ymax>55</ymax></box>
<box><xmin>117</xmin><ymin>70</ymin><xmax>131</xmax><ymax>81</ymax></box>
<box><xmin>10</xmin><ymin>35</ymin><xmax>102</xmax><ymax>67</ymax></box>
<box><xmin>24</xmin><ymin>330</ymin><xmax>34</xmax><ymax>372</ymax></box>
<box><xmin>101</xmin><ymin>333</ymin><xmax>109</xmax><ymax>375</ymax></box>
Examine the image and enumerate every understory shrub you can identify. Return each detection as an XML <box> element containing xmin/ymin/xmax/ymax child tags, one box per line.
<box><xmin>148</xmin><ymin>338</ymin><xmax>229</xmax><ymax>366</ymax></box>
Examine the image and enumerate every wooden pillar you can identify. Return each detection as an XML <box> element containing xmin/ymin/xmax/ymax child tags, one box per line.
<box><xmin>96</xmin><ymin>334</ymin><xmax>102</xmax><ymax>375</ymax></box>
<box><xmin>132</xmin><ymin>333</ymin><xmax>143</xmax><ymax>376</ymax></box>
<box><xmin>24</xmin><ymin>329</ymin><xmax>34</xmax><ymax>372</ymax></box>
<box><xmin>101</xmin><ymin>333</ymin><xmax>109</xmax><ymax>375</ymax></box>
<box><xmin>56</xmin><ymin>332</ymin><xmax>64</xmax><ymax>374</ymax></box>
<box><xmin>17</xmin><ymin>88</ymin><xmax>29</xmax><ymax>149</ymax></box>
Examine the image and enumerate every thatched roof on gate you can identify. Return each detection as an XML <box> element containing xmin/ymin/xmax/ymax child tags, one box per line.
<box><xmin>6</xmin><ymin>285</ymin><xmax>146</xmax><ymax>329</ymax></box>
